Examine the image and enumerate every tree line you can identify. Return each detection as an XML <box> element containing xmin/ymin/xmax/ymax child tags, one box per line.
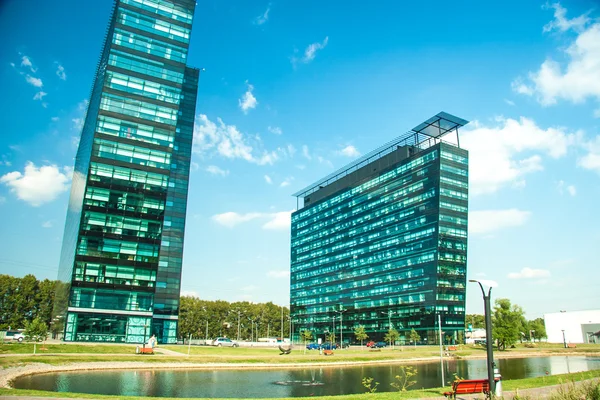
<box><xmin>0</xmin><ymin>274</ymin><xmax>547</xmax><ymax>348</ymax></box>
<box><xmin>179</xmin><ymin>296</ymin><xmax>290</xmax><ymax>340</ymax></box>
<box><xmin>0</xmin><ymin>274</ymin><xmax>56</xmax><ymax>332</ymax></box>
<box><xmin>467</xmin><ymin>298</ymin><xmax>547</xmax><ymax>349</ymax></box>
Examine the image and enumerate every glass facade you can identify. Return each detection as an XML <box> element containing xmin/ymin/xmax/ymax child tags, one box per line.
<box><xmin>54</xmin><ymin>0</ymin><xmax>198</xmax><ymax>344</ymax></box>
<box><xmin>290</xmin><ymin>127</ymin><xmax>469</xmax><ymax>345</ymax></box>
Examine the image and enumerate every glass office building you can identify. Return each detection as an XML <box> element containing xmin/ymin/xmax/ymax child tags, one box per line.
<box><xmin>290</xmin><ymin>113</ymin><xmax>469</xmax><ymax>344</ymax></box>
<box><xmin>54</xmin><ymin>0</ymin><xmax>199</xmax><ymax>344</ymax></box>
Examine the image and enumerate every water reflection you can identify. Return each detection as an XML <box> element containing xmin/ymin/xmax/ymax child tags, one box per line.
<box><xmin>13</xmin><ymin>356</ymin><xmax>600</xmax><ymax>398</ymax></box>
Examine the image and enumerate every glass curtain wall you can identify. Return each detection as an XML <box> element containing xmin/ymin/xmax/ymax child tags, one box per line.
<box><xmin>290</xmin><ymin>142</ymin><xmax>468</xmax><ymax>344</ymax></box>
<box><xmin>55</xmin><ymin>0</ymin><xmax>198</xmax><ymax>344</ymax></box>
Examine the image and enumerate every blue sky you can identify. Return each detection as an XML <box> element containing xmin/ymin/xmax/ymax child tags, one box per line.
<box><xmin>1</xmin><ymin>0</ymin><xmax>599</xmax><ymax>319</ymax></box>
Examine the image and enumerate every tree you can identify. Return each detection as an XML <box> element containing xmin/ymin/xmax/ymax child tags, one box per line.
<box><xmin>465</xmin><ymin>314</ymin><xmax>485</xmax><ymax>329</ymax></box>
<box><xmin>326</xmin><ymin>331</ymin><xmax>336</xmax><ymax>345</ymax></box>
<box><xmin>409</xmin><ymin>328</ymin><xmax>420</xmax><ymax>347</ymax></box>
<box><xmin>527</xmin><ymin>318</ymin><xmax>547</xmax><ymax>342</ymax></box>
<box><xmin>25</xmin><ymin>317</ymin><xmax>48</xmax><ymax>342</ymax></box>
<box><xmin>384</xmin><ymin>328</ymin><xmax>400</xmax><ymax>347</ymax></box>
<box><xmin>492</xmin><ymin>298</ymin><xmax>526</xmax><ymax>350</ymax></box>
<box><xmin>354</xmin><ymin>325</ymin><xmax>368</xmax><ymax>347</ymax></box>
<box><xmin>300</xmin><ymin>330</ymin><xmax>313</xmax><ymax>354</ymax></box>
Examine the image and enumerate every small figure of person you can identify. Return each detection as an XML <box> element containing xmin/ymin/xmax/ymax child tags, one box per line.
<box><xmin>148</xmin><ymin>334</ymin><xmax>157</xmax><ymax>349</ymax></box>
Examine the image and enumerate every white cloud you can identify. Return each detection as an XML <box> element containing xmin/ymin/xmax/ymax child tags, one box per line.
<box><xmin>206</xmin><ymin>165</ymin><xmax>229</xmax><ymax>176</ymax></box>
<box><xmin>461</xmin><ymin>117</ymin><xmax>576</xmax><ymax>195</ymax></box>
<box><xmin>51</xmin><ymin>117</ymin><xmax>59</xmax><ymax>122</ymax></box>
<box><xmin>513</xmin><ymin>4</ymin><xmax>600</xmax><ymax>111</ymax></box>
<box><xmin>594</xmin><ymin>108</ymin><xmax>600</xmax><ymax>118</ymax></box>
<box><xmin>180</xmin><ymin>289</ymin><xmax>200</xmax><ymax>298</ymax></box>
<box><xmin>0</xmin><ymin>162</ymin><xmax>72</xmax><ymax>207</ymax></box>
<box><xmin>504</xmin><ymin>99</ymin><xmax>515</xmax><ymax>106</ymax></box>
<box><xmin>287</xmin><ymin>144</ymin><xmax>296</xmax><ymax>157</ymax></box>
<box><xmin>292</xmin><ymin>37</ymin><xmax>329</xmax><ymax>66</ymax></box>
<box><xmin>543</xmin><ymin>3</ymin><xmax>589</xmax><ymax>33</ymax></box>
<box><xmin>212</xmin><ymin>212</ymin><xmax>263</xmax><ymax>228</ymax></box>
<box><xmin>239</xmin><ymin>82</ymin><xmax>258</xmax><ymax>114</ymax></box>
<box><xmin>267</xmin><ymin>270</ymin><xmax>290</xmax><ymax>279</ymax></box>
<box><xmin>33</xmin><ymin>91</ymin><xmax>47</xmax><ymax>101</ymax></box>
<box><xmin>302</xmin><ymin>145</ymin><xmax>312</xmax><ymax>160</ymax></box>
<box><xmin>42</xmin><ymin>221</ymin><xmax>53</xmax><ymax>228</ymax></box>
<box><xmin>262</xmin><ymin>210</ymin><xmax>292</xmax><ymax>230</ymax></box>
<box><xmin>268</xmin><ymin>126</ymin><xmax>282</xmax><ymax>135</ymax></box>
<box><xmin>72</xmin><ymin>118</ymin><xmax>84</xmax><ymax>131</ymax></box>
<box><xmin>56</xmin><ymin>64</ymin><xmax>66</xmax><ymax>80</ymax></box>
<box><xmin>280</xmin><ymin>177</ymin><xmax>293</xmax><ymax>187</ymax></box>
<box><xmin>241</xmin><ymin>285</ymin><xmax>258</xmax><ymax>292</ymax></box>
<box><xmin>193</xmin><ymin>114</ymin><xmax>282</xmax><ymax>165</ymax></box>
<box><xmin>469</xmin><ymin>209</ymin><xmax>531</xmax><ymax>235</ymax></box>
<box><xmin>254</xmin><ymin>4</ymin><xmax>271</xmax><ymax>25</ymax></box>
<box><xmin>338</xmin><ymin>145</ymin><xmax>360</xmax><ymax>157</ymax></box>
<box><xmin>190</xmin><ymin>161</ymin><xmax>200</xmax><ymax>171</ymax></box>
<box><xmin>264</xmin><ymin>175</ymin><xmax>273</xmax><ymax>184</ymax></box>
<box><xmin>508</xmin><ymin>267</ymin><xmax>551</xmax><ymax>279</ymax></box>
<box><xmin>578</xmin><ymin>135</ymin><xmax>600</xmax><ymax>174</ymax></box>
<box><xmin>25</xmin><ymin>75</ymin><xmax>43</xmax><ymax>88</ymax></box>
<box><xmin>212</xmin><ymin>210</ymin><xmax>292</xmax><ymax>230</ymax></box>
<box><xmin>557</xmin><ymin>180</ymin><xmax>577</xmax><ymax>196</ymax></box>
<box><xmin>20</xmin><ymin>55</ymin><xmax>36</xmax><ymax>73</ymax></box>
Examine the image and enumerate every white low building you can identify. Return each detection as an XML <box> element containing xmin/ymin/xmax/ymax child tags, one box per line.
<box><xmin>544</xmin><ymin>309</ymin><xmax>600</xmax><ymax>344</ymax></box>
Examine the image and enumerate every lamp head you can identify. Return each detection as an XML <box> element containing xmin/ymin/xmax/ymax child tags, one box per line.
<box><xmin>469</xmin><ymin>279</ymin><xmax>498</xmax><ymax>288</ymax></box>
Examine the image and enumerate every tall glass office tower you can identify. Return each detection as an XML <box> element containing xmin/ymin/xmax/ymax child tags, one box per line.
<box><xmin>54</xmin><ymin>0</ymin><xmax>199</xmax><ymax>344</ymax></box>
<box><xmin>290</xmin><ymin>113</ymin><xmax>469</xmax><ymax>345</ymax></box>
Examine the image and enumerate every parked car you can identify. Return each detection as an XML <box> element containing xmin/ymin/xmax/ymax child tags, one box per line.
<box><xmin>373</xmin><ymin>341</ymin><xmax>387</xmax><ymax>348</ymax></box>
<box><xmin>366</xmin><ymin>341</ymin><xmax>376</xmax><ymax>347</ymax></box>
<box><xmin>306</xmin><ymin>343</ymin><xmax>320</xmax><ymax>350</ymax></box>
<box><xmin>3</xmin><ymin>330</ymin><xmax>25</xmax><ymax>342</ymax></box>
<box><xmin>337</xmin><ymin>342</ymin><xmax>350</xmax><ymax>349</ymax></box>
<box><xmin>211</xmin><ymin>337</ymin><xmax>238</xmax><ymax>347</ymax></box>
<box><xmin>321</xmin><ymin>343</ymin><xmax>337</xmax><ymax>350</ymax></box>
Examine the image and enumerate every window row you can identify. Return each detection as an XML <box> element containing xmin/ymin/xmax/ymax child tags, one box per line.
<box><xmin>106</xmin><ymin>70</ymin><xmax>181</xmax><ymax>105</ymax></box>
<box><xmin>121</xmin><ymin>0</ymin><xmax>193</xmax><ymax>24</ymax></box>
<box><xmin>100</xmin><ymin>92</ymin><xmax>178</xmax><ymax>126</ymax></box>
<box><xmin>118</xmin><ymin>8</ymin><xmax>190</xmax><ymax>43</ymax></box>
<box><xmin>441</xmin><ymin>150</ymin><xmax>468</xmax><ymax>165</ymax></box>
<box><xmin>113</xmin><ymin>29</ymin><xmax>187</xmax><ymax>63</ymax></box>
<box><xmin>108</xmin><ymin>49</ymin><xmax>184</xmax><ymax>84</ymax></box>
<box><xmin>293</xmin><ymin>250</ymin><xmax>436</xmax><ymax>281</ymax></box>
<box><xmin>73</xmin><ymin>261</ymin><xmax>156</xmax><ymax>287</ymax></box>
<box><xmin>93</xmin><ymin>138</ymin><xmax>171</xmax><ymax>170</ymax></box>
<box><xmin>97</xmin><ymin>114</ymin><xmax>174</xmax><ymax>148</ymax></box>
<box><xmin>70</xmin><ymin>287</ymin><xmax>154</xmax><ymax>312</ymax></box>
<box><xmin>77</xmin><ymin>237</ymin><xmax>160</xmax><ymax>263</ymax></box>
<box><xmin>84</xmin><ymin>186</ymin><xmax>164</xmax><ymax>216</ymax></box>
<box><xmin>89</xmin><ymin>162</ymin><xmax>169</xmax><ymax>191</ymax></box>
<box><xmin>293</xmin><ymin>150</ymin><xmax>439</xmax><ymax>222</ymax></box>
<box><xmin>82</xmin><ymin>211</ymin><xmax>162</xmax><ymax>239</ymax></box>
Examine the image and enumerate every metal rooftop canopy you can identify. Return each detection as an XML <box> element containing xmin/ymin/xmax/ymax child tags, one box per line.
<box><xmin>292</xmin><ymin>111</ymin><xmax>469</xmax><ymax>199</ymax></box>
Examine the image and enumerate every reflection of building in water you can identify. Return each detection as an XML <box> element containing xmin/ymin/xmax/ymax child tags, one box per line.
<box><xmin>544</xmin><ymin>309</ymin><xmax>600</xmax><ymax>344</ymax></box>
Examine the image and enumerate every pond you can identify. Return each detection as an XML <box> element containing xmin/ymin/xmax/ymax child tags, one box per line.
<box><xmin>13</xmin><ymin>356</ymin><xmax>600</xmax><ymax>398</ymax></box>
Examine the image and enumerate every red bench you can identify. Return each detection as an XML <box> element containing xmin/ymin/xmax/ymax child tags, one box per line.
<box><xmin>443</xmin><ymin>379</ymin><xmax>490</xmax><ymax>398</ymax></box>
<box><xmin>323</xmin><ymin>350</ymin><xmax>334</xmax><ymax>356</ymax></box>
<box><xmin>136</xmin><ymin>346</ymin><xmax>154</xmax><ymax>354</ymax></box>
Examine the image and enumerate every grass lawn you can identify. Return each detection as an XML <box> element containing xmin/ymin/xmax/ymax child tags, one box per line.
<box><xmin>0</xmin><ymin>343</ymin><xmax>136</xmax><ymax>355</ymax></box>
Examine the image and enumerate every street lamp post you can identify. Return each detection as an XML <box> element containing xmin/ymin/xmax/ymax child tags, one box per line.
<box><xmin>381</xmin><ymin>310</ymin><xmax>397</xmax><ymax>347</ymax></box>
<box><xmin>469</xmin><ymin>279</ymin><xmax>498</xmax><ymax>397</ymax></box>
<box><xmin>561</xmin><ymin>329</ymin><xmax>567</xmax><ymax>348</ymax></box>
<box><xmin>333</xmin><ymin>307</ymin><xmax>347</xmax><ymax>348</ymax></box>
